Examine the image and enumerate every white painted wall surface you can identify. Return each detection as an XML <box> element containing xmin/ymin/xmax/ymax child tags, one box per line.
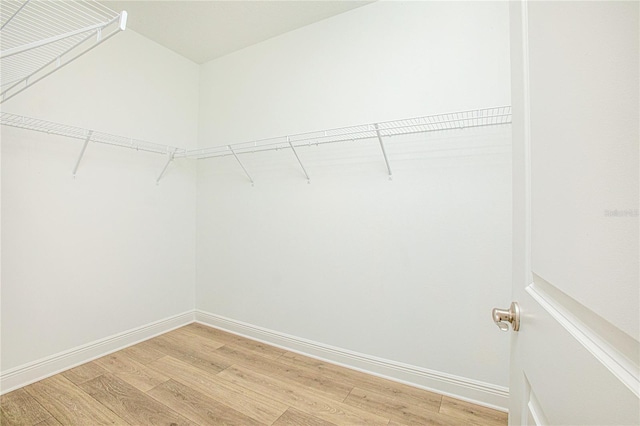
<box><xmin>196</xmin><ymin>0</ymin><xmax>513</xmax><ymax>397</ymax></box>
<box><xmin>527</xmin><ymin>1</ymin><xmax>639</xmax><ymax>341</ymax></box>
<box><xmin>1</xmin><ymin>30</ymin><xmax>199</xmax><ymax>372</ymax></box>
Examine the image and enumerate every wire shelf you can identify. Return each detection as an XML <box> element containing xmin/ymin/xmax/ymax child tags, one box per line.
<box><xmin>0</xmin><ymin>112</ymin><xmax>185</xmax><ymax>155</ymax></box>
<box><xmin>1</xmin><ymin>106</ymin><xmax>511</xmax><ymax>183</ymax></box>
<box><xmin>184</xmin><ymin>106</ymin><xmax>512</xmax><ymax>160</ymax></box>
<box><xmin>0</xmin><ymin>0</ymin><xmax>127</xmax><ymax>103</ymax></box>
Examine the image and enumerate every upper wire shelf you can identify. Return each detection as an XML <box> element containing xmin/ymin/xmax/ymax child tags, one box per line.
<box><xmin>0</xmin><ymin>112</ymin><xmax>185</xmax><ymax>156</ymax></box>
<box><xmin>0</xmin><ymin>0</ymin><xmax>127</xmax><ymax>103</ymax></box>
<box><xmin>0</xmin><ymin>106</ymin><xmax>511</xmax><ymax>184</ymax></box>
<box><xmin>183</xmin><ymin>106</ymin><xmax>512</xmax><ymax>160</ymax></box>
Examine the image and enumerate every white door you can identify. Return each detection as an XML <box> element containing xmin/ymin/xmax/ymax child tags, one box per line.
<box><xmin>506</xmin><ymin>1</ymin><xmax>639</xmax><ymax>425</ymax></box>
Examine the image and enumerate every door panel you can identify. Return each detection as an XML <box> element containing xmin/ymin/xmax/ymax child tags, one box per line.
<box><xmin>523</xmin><ymin>377</ymin><xmax>548</xmax><ymax>426</ymax></box>
<box><xmin>521</xmin><ymin>284</ymin><xmax>638</xmax><ymax>425</ymax></box>
<box><xmin>509</xmin><ymin>1</ymin><xmax>639</xmax><ymax>424</ymax></box>
<box><xmin>528</xmin><ymin>0</ymin><xmax>639</xmax><ymax>341</ymax></box>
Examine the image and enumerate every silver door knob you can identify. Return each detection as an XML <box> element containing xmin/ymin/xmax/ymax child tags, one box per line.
<box><xmin>492</xmin><ymin>302</ymin><xmax>520</xmax><ymax>332</ymax></box>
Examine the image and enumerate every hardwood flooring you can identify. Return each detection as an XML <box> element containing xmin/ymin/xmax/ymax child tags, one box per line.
<box><xmin>1</xmin><ymin>324</ymin><xmax>508</xmax><ymax>425</ymax></box>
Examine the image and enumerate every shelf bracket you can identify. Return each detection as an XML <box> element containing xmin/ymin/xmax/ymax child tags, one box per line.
<box><xmin>72</xmin><ymin>130</ymin><xmax>93</xmax><ymax>178</ymax></box>
<box><xmin>228</xmin><ymin>145</ymin><xmax>254</xmax><ymax>185</ymax></box>
<box><xmin>374</xmin><ymin>123</ymin><xmax>392</xmax><ymax>180</ymax></box>
<box><xmin>156</xmin><ymin>150</ymin><xmax>175</xmax><ymax>185</ymax></box>
<box><xmin>287</xmin><ymin>137</ymin><xmax>310</xmax><ymax>183</ymax></box>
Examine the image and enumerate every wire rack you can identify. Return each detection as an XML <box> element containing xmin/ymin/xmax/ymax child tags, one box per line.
<box><xmin>0</xmin><ymin>112</ymin><xmax>185</xmax><ymax>155</ymax></box>
<box><xmin>1</xmin><ymin>106</ymin><xmax>511</xmax><ymax>183</ymax></box>
<box><xmin>184</xmin><ymin>106</ymin><xmax>512</xmax><ymax>160</ymax></box>
<box><xmin>0</xmin><ymin>0</ymin><xmax>127</xmax><ymax>103</ymax></box>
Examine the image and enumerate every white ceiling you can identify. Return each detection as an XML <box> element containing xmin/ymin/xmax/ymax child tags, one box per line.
<box><xmin>102</xmin><ymin>1</ymin><xmax>373</xmax><ymax>64</ymax></box>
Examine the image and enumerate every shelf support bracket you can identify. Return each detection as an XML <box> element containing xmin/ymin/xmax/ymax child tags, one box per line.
<box><xmin>156</xmin><ymin>150</ymin><xmax>175</xmax><ymax>185</ymax></box>
<box><xmin>374</xmin><ymin>123</ymin><xmax>392</xmax><ymax>180</ymax></box>
<box><xmin>72</xmin><ymin>130</ymin><xmax>93</xmax><ymax>178</ymax></box>
<box><xmin>287</xmin><ymin>137</ymin><xmax>310</xmax><ymax>183</ymax></box>
<box><xmin>229</xmin><ymin>145</ymin><xmax>254</xmax><ymax>185</ymax></box>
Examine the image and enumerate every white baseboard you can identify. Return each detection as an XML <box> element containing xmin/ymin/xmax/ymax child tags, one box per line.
<box><xmin>0</xmin><ymin>310</ymin><xmax>195</xmax><ymax>394</ymax></box>
<box><xmin>195</xmin><ymin>310</ymin><xmax>509</xmax><ymax>411</ymax></box>
<box><xmin>2</xmin><ymin>309</ymin><xmax>509</xmax><ymax>411</ymax></box>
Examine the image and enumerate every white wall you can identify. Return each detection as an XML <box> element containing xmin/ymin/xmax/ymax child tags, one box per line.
<box><xmin>1</xmin><ymin>1</ymin><xmax>514</xmax><ymax>407</ymax></box>
<box><xmin>196</xmin><ymin>1</ymin><xmax>512</xmax><ymax>405</ymax></box>
<box><xmin>1</xmin><ymin>30</ymin><xmax>199</xmax><ymax>373</ymax></box>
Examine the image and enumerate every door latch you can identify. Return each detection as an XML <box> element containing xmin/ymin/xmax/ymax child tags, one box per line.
<box><xmin>492</xmin><ymin>302</ymin><xmax>520</xmax><ymax>332</ymax></box>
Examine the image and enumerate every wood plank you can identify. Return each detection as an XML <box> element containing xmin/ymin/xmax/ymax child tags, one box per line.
<box><xmin>181</xmin><ymin>323</ymin><xmax>238</xmax><ymax>345</ymax></box>
<box><xmin>78</xmin><ymin>373</ymin><xmax>194</xmax><ymax>426</ymax></box>
<box><xmin>61</xmin><ymin>361</ymin><xmax>107</xmax><ymax>385</ymax></box>
<box><xmin>33</xmin><ymin>417</ymin><xmax>63</xmax><ymax>426</ymax></box>
<box><xmin>0</xmin><ymin>388</ymin><xmax>53</xmax><ymax>426</ymax></box>
<box><xmin>344</xmin><ymin>387</ymin><xmax>458</xmax><ymax>426</ymax></box>
<box><xmin>166</xmin><ymin>326</ymin><xmax>227</xmax><ymax>348</ymax></box>
<box><xmin>182</xmin><ymin>323</ymin><xmax>286</xmax><ymax>359</ymax></box>
<box><xmin>120</xmin><ymin>340</ymin><xmax>166</xmax><ymax>365</ymax></box>
<box><xmin>162</xmin><ymin>328</ymin><xmax>226</xmax><ymax>352</ymax></box>
<box><xmin>439</xmin><ymin>396</ymin><xmax>507</xmax><ymax>426</ymax></box>
<box><xmin>148</xmin><ymin>355</ymin><xmax>287</xmax><ymax>425</ymax></box>
<box><xmin>144</xmin><ymin>332</ymin><xmax>232</xmax><ymax>375</ymax></box>
<box><xmin>279</xmin><ymin>352</ymin><xmax>442</xmax><ymax>412</ymax></box>
<box><xmin>218</xmin><ymin>365</ymin><xmax>389</xmax><ymax>425</ymax></box>
<box><xmin>148</xmin><ymin>379</ymin><xmax>263</xmax><ymax>425</ymax></box>
<box><xmin>215</xmin><ymin>343</ymin><xmax>275</xmax><ymax>368</ymax></box>
<box><xmin>94</xmin><ymin>352</ymin><xmax>170</xmax><ymax>392</ymax></box>
<box><xmin>24</xmin><ymin>375</ymin><xmax>127</xmax><ymax>425</ymax></box>
<box><xmin>272</xmin><ymin>408</ymin><xmax>337</xmax><ymax>426</ymax></box>
<box><xmin>249</xmin><ymin>358</ymin><xmax>352</xmax><ymax>402</ymax></box>
<box><xmin>214</xmin><ymin>345</ymin><xmax>352</xmax><ymax>401</ymax></box>
<box><xmin>3</xmin><ymin>330</ymin><xmax>508</xmax><ymax>426</ymax></box>
<box><xmin>386</xmin><ymin>418</ymin><xmax>466</xmax><ymax>426</ymax></box>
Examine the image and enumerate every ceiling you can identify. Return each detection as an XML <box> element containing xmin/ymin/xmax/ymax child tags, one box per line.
<box><xmin>102</xmin><ymin>1</ymin><xmax>373</xmax><ymax>64</ymax></box>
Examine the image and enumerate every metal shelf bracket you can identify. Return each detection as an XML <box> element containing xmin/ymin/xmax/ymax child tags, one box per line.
<box><xmin>374</xmin><ymin>123</ymin><xmax>393</xmax><ymax>180</ymax></box>
<box><xmin>229</xmin><ymin>145</ymin><xmax>254</xmax><ymax>185</ymax></box>
<box><xmin>72</xmin><ymin>130</ymin><xmax>93</xmax><ymax>178</ymax></box>
<box><xmin>156</xmin><ymin>149</ymin><xmax>176</xmax><ymax>185</ymax></box>
<box><xmin>288</xmin><ymin>136</ymin><xmax>310</xmax><ymax>183</ymax></box>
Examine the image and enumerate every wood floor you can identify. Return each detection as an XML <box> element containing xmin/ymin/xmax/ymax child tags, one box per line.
<box><xmin>1</xmin><ymin>323</ymin><xmax>508</xmax><ymax>426</ymax></box>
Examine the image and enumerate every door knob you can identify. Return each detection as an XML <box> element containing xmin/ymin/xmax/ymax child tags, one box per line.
<box><xmin>492</xmin><ymin>302</ymin><xmax>520</xmax><ymax>332</ymax></box>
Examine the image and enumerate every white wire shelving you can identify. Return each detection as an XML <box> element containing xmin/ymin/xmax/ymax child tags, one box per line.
<box><xmin>0</xmin><ymin>112</ymin><xmax>184</xmax><ymax>183</ymax></box>
<box><xmin>185</xmin><ymin>107</ymin><xmax>512</xmax><ymax>160</ymax></box>
<box><xmin>0</xmin><ymin>2</ymin><xmax>511</xmax><ymax>184</ymax></box>
<box><xmin>0</xmin><ymin>0</ymin><xmax>127</xmax><ymax>103</ymax></box>
<box><xmin>0</xmin><ymin>106</ymin><xmax>512</xmax><ymax>184</ymax></box>
<box><xmin>184</xmin><ymin>106</ymin><xmax>512</xmax><ymax>183</ymax></box>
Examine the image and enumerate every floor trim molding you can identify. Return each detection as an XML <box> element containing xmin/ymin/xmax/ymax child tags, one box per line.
<box><xmin>195</xmin><ymin>310</ymin><xmax>509</xmax><ymax>411</ymax></box>
<box><xmin>0</xmin><ymin>310</ymin><xmax>195</xmax><ymax>394</ymax></box>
